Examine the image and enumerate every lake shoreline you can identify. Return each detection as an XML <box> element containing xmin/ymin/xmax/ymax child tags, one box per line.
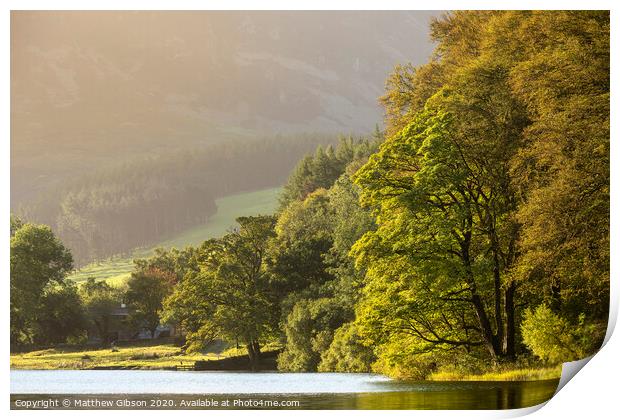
<box><xmin>10</xmin><ymin>341</ymin><xmax>561</xmax><ymax>382</ymax></box>
<box><xmin>9</xmin><ymin>365</ymin><xmax>561</xmax><ymax>382</ymax></box>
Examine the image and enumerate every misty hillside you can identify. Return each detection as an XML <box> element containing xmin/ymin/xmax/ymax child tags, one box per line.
<box><xmin>11</xmin><ymin>11</ymin><xmax>438</xmax><ymax>265</ymax></box>
<box><xmin>11</xmin><ymin>11</ymin><xmax>437</xmax><ymax>205</ymax></box>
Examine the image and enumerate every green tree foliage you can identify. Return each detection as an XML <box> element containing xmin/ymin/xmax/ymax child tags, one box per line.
<box><xmin>496</xmin><ymin>11</ymin><xmax>610</xmax><ymax>322</ymax></box>
<box><xmin>353</xmin><ymin>104</ymin><xmax>521</xmax><ymax>361</ymax></box>
<box><xmin>279</xmin><ymin>137</ymin><xmax>377</xmax><ymax>208</ymax></box>
<box><xmin>79</xmin><ymin>279</ymin><xmax>124</xmax><ymax>345</ymax></box>
<box><xmin>522</xmin><ymin>305</ymin><xmax>606</xmax><ymax>364</ymax></box>
<box><xmin>318</xmin><ymin>322</ymin><xmax>374</xmax><ymax>373</ymax></box>
<box><xmin>380</xmin><ymin>61</ymin><xmax>446</xmax><ymax>138</ymax></box>
<box><xmin>351</xmin><ymin>10</ymin><xmax>608</xmax><ymax>374</ymax></box>
<box><xmin>35</xmin><ymin>284</ymin><xmax>87</xmax><ymax>346</ymax></box>
<box><xmin>133</xmin><ymin>247</ymin><xmax>199</xmax><ymax>284</ymax></box>
<box><xmin>273</xmin><ymin>146</ymin><xmax>378</xmax><ymax>371</ymax></box>
<box><xmin>278</xmin><ymin>298</ymin><xmax>348</xmax><ymax>372</ymax></box>
<box><xmin>10</xmin><ymin>221</ymin><xmax>73</xmax><ymax>347</ymax></box>
<box><xmin>324</xmin><ymin>167</ymin><xmax>376</xmax><ymax>302</ymax></box>
<box><xmin>270</xmin><ymin>189</ymin><xmax>335</xmax><ymax>301</ymax></box>
<box><xmin>161</xmin><ymin>216</ymin><xmax>277</xmax><ymax>367</ymax></box>
<box><xmin>10</xmin><ymin>214</ymin><xmax>23</xmax><ymax>236</ymax></box>
<box><xmin>125</xmin><ymin>268</ymin><xmax>175</xmax><ymax>338</ymax></box>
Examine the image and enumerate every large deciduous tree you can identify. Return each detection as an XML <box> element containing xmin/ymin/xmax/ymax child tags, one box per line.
<box><xmin>125</xmin><ymin>268</ymin><xmax>175</xmax><ymax>338</ymax></box>
<box><xmin>353</xmin><ymin>100</ymin><xmax>522</xmax><ymax>362</ymax></box>
<box><xmin>11</xmin><ymin>221</ymin><xmax>74</xmax><ymax>348</ymax></box>
<box><xmin>351</xmin><ymin>10</ymin><xmax>608</xmax><ymax>374</ymax></box>
<box><xmin>79</xmin><ymin>279</ymin><xmax>123</xmax><ymax>345</ymax></box>
<box><xmin>162</xmin><ymin>216</ymin><xmax>277</xmax><ymax>369</ymax></box>
<box><xmin>36</xmin><ymin>284</ymin><xmax>87</xmax><ymax>345</ymax></box>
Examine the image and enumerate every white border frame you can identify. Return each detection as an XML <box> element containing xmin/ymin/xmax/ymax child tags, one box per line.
<box><xmin>3</xmin><ymin>2</ymin><xmax>617</xmax><ymax>419</ymax></box>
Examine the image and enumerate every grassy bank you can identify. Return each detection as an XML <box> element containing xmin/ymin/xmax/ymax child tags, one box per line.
<box><xmin>427</xmin><ymin>365</ymin><xmax>562</xmax><ymax>381</ymax></box>
<box><xmin>11</xmin><ymin>340</ymin><xmax>561</xmax><ymax>381</ymax></box>
<box><xmin>10</xmin><ymin>341</ymin><xmax>256</xmax><ymax>370</ymax></box>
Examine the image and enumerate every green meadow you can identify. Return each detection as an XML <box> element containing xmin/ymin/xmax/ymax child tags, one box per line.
<box><xmin>68</xmin><ymin>187</ymin><xmax>281</xmax><ymax>285</ymax></box>
<box><xmin>9</xmin><ymin>341</ymin><xmax>277</xmax><ymax>370</ymax></box>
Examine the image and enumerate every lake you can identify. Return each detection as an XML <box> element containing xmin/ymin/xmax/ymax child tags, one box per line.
<box><xmin>10</xmin><ymin>370</ymin><xmax>559</xmax><ymax>410</ymax></box>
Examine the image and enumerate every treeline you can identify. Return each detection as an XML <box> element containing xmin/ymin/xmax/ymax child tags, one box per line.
<box><xmin>17</xmin><ymin>133</ymin><xmax>336</xmax><ymax>265</ymax></box>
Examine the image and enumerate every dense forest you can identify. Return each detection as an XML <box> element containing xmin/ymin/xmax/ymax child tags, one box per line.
<box><xmin>11</xmin><ymin>11</ymin><xmax>609</xmax><ymax>379</ymax></box>
<box><xmin>16</xmin><ymin>133</ymin><xmax>335</xmax><ymax>265</ymax></box>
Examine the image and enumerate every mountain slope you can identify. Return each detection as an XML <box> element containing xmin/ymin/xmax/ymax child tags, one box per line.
<box><xmin>11</xmin><ymin>11</ymin><xmax>438</xmax><ymax>204</ymax></box>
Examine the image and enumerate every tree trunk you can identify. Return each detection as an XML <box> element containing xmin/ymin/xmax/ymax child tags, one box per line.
<box><xmin>461</xmin><ymin>231</ymin><xmax>501</xmax><ymax>359</ymax></box>
<box><xmin>503</xmin><ymin>282</ymin><xmax>516</xmax><ymax>359</ymax></box>
<box><xmin>252</xmin><ymin>340</ymin><xmax>261</xmax><ymax>358</ymax></box>
<box><xmin>471</xmin><ymin>293</ymin><xmax>501</xmax><ymax>358</ymax></box>
<box><xmin>246</xmin><ymin>343</ymin><xmax>258</xmax><ymax>371</ymax></box>
<box><xmin>492</xmin><ymin>248</ymin><xmax>504</xmax><ymax>348</ymax></box>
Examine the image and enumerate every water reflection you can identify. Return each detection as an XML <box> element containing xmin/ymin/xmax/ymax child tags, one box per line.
<box><xmin>10</xmin><ymin>370</ymin><xmax>559</xmax><ymax>409</ymax></box>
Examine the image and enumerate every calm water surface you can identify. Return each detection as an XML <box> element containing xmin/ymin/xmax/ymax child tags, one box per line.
<box><xmin>10</xmin><ymin>370</ymin><xmax>559</xmax><ymax>409</ymax></box>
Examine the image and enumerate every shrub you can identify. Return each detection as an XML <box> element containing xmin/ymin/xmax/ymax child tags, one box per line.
<box><xmin>318</xmin><ymin>322</ymin><xmax>374</xmax><ymax>372</ymax></box>
<box><xmin>278</xmin><ymin>298</ymin><xmax>346</xmax><ymax>372</ymax></box>
<box><xmin>521</xmin><ymin>304</ymin><xmax>605</xmax><ymax>364</ymax></box>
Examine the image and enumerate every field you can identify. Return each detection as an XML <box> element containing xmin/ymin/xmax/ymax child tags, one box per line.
<box><xmin>9</xmin><ymin>340</ymin><xmax>278</xmax><ymax>370</ymax></box>
<box><xmin>68</xmin><ymin>187</ymin><xmax>281</xmax><ymax>285</ymax></box>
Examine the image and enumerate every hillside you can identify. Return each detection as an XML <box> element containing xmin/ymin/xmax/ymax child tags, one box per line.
<box><xmin>68</xmin><ymin>187</ymin><xmax>281</xmax><ymax>285</ymax></box>
<box><xmin>21</xmin><ymin>134</ymin><xmax>328</xmax><ymax>265</ymax></box>
<box><xmin>11</xmin><ymin>11</ymin><xmax>438</xmax><ymax>206</ymax></box>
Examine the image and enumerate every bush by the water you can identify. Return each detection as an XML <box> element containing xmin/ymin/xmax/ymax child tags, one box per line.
<box><xmin>521</xmin><ymin>305</ymin><xmax>606</xmax><ymax>364</ymax></box>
